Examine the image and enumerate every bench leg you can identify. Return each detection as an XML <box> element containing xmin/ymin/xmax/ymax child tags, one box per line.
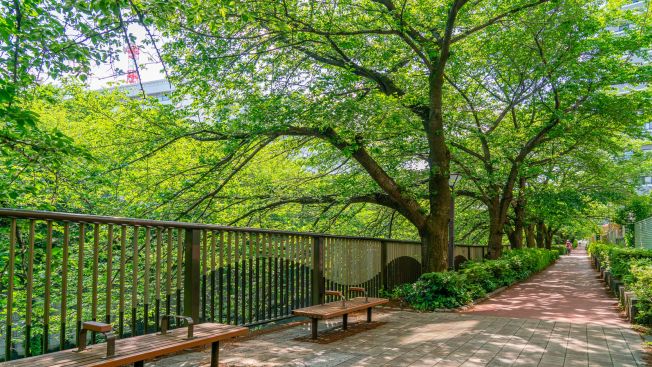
<box><xmin>342</xmin><ymin>314</ymin><xmax>348</xmax><ymax>330</ymax></box>
<box><xmin>367</xmin><ymin>307</ymin><xmax>372</xmax><ymax>323</ymax></box>
<box><xmin>211</xmin><ymin>341</ymin><xmax>219</xmax><ymax>367</ymax></box>
<box><xmin>134</xmin><ymin>361</ymin><xmax>144</xmax><ymax>367</ymax></box>
<box><xmin>311</xmin><ymin>318</ymin><xmax>318</xmax><ymax>340</ymax></box>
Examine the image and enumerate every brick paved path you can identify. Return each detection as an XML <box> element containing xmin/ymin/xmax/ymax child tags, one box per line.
<box><xmin>463</xmin><ymin>247</ymin><xmax>628</xmax><ymax>327</ymax></box>
<box><xmin>150</xmin><ymin>248</ymin><xmax>649</xmax><ymax>366</ymax></box>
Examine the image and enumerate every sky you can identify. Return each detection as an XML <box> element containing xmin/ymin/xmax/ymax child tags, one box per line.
<box><xmin>88</xmin><ymin>26</ymin><xmax>166</xmax><ymax>90</ymax></box>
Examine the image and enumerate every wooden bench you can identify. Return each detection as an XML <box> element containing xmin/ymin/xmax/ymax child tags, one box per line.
<box><xmin>7</xmin><ymin>317</ymin><xmax>247</xmax><ymax>367</ymax></box>
<box><xmin>292</xmin><ymin>287</ymin><xmax>389</xmax><ymax>339</ymax></box>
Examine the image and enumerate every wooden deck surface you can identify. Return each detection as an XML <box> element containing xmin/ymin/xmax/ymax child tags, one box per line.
<box><xmin>292</xmin><ymin>297</ymin><xmax>388</xmax><ymax>319</ymax></box>
<box><xmin>2</xmin><ymin>323</ymin><xmax>248</xmax><ymax>367</ymax></box>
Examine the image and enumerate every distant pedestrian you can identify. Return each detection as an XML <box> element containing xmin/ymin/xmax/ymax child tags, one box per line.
<box><xmin>565</xmin><ymin>240</ymin><xmax>572</xmax><ymax>255</ymax></box>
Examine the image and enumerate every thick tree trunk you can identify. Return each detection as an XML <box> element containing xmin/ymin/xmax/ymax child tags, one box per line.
<box><xmin>420</xmin><ymin>216</ymin><xmax>449</xmax><ymax>273</ymax></box>
<box><xmin>507</xmin><ymin>224</ymin><xmax>518</xmax><ymax>249</ymax></box>
<box><xmin>525</xmin><ymin>223</ymin><xmax>536</xmax><ymax>248</ymax></box>
<box><xmin>545</xmin><ymin>229</ymin><xmax>553</xmax><ymax>249</ymax></box>
<box><xmin>487</xmin><ymin>201</ymin><xmax>504</xmax><ymax>259</ymax></box>
<box><xmin>536</xmin><ymin>221</ymin><xmax>546</xmax><ymax>248</ymax></box>
<box><xmin>511</xmin><ymin>177</ymin><xmax>526</xmax><ymax>249</ymax></box>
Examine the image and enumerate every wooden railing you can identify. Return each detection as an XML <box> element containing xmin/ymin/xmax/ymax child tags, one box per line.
<box><xmin>0</xmin><ymin>208</ymin><xmax>495</xmax><ymax>361</ymax></box>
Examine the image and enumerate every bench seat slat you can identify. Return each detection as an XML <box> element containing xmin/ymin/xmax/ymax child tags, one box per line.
<box><xmin>3</xmin><ymin>323</ymin><xmax>247</xmax><ymax>367</ymax></box>
<box><xmin>292</xmin><ymin>297</ymin><xmax>388</xmax><ymax>319</ymax></box>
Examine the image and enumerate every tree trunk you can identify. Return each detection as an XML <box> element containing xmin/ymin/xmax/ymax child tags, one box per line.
<box><xmin>545</xmin><ymin>229</ymin><xmax>553</xmax><ymax>249</ymax></box>
<box><xmin>525</xmin><ymin>223</ymin><xmax>536</xmax><ymax>248</ymax></box>
<box><xmin>511</xmin><ymin>177</ymin><xmax>526</xmax><ymax>249</ymax></box>
<box><xmin>420</xmin><ymin>216</ymin><xmax>448</xmax><ymax>273</ymax></box>
<box><xmin>487</xmin><ymin>200</ymin><xmax>504</xmax><ymax>259</ymax></box>
<box><xmin>507</xmin><ymin>223</ymin><xmax>518</xmax><ymax>249</ymax></box>
<box><xmin>536</xmin><ymin>221</ymin><xmax>545</xmax><ymax>248</ymax></box>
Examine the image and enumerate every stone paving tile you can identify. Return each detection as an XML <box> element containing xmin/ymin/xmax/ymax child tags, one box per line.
<box><xmin>148</xmin><ymin>249</ymin><xmax>649</xmax><ymax>367</ymax></box>
<box><xmin>145</xmin><ymin>310</ymin><xmax>648</xmax><ymax>367</ymax></box>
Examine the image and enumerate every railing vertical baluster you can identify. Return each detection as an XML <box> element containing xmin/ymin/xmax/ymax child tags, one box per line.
<box><xmin>381</xmin><ymin>241</ymin><xmax>388</xmax><ymax>293</ymax></box>
<box><xmin>288</xmin><ymin>235</ymin><xmax>294</xmax><ymax>310</ymax></box>
<box><xmin>76</xmin><ymin>223</ymin><xmax>85</xmax><ymax>347</ymax></box>
<box><xmin>218</xmin><ymin>231</ymin><xmax>224</xmax><ymax>323</ymax></box>
<box><xmin>259</xmin><ymin>233</ymin><xmax>265</xmax><ymax>320</ymax></box>
<box><xmin>248</xmin><ymin>232</ymin><xmax>253</xmax><ymax>324</ymax></box>
<box><xmin>43</xmin><ymin>220</ymin><xmax>53</xmax><ymax>353</ymax></box>
<box><xmin>176</xmin><ymin>229</ymin><xmax>183</xmax><ymax>315</ymax></box>
<box><xmin>234</xmin><ymin>232</ymin><xmax>240</xmax><ymax>324</ymax></box>
<box><xmin>183</xmin><ymin>228</ymin><xmax>201</xmax><ymax>324</ymax></box>
<box><xmin>105</xmin><ymin>225</ymin><xmax>113</xmax><ymax>325</ymax></box>
<box><xmin>226</xmin><ymin>231</ymin><xmax>232</xmax><ymax>324</ymax></box>
<box><xmin>131</xmin><ymin>226</ymin><xmax>139</xmax><ymax>336</ymax></box>
<box><xmin>119</xmin><ymin>225</ymin><xmax>126</xmax><ymax>338</ymax></box>
<box><xmin>254</xmin><ymin>233</ymin><xmax>260</xmax><ymax>322</ymax></box>
<box><xmin>25</xmin><ymin>219</ymin><xmax>35</xmax><ymax>357</ymax></box>
<box><xmin>283</xmin><ymin>236</ymin><xmax>289</xmax><ymax>316</ymax></box>
<box><xmin>91</xmin><ymin>223</ymin><xmax>99</xmax><ymax>344</ymax></box>
<box><xmin>166</xmin><ymin>228</ymin><xmax>172</xmax><ymax>316</ymax></box>
<box><xmin>311</xmin><ymin>236</ymin><xmax>324</xmax><ymax>305</ymax></box>
<box><xmin>242</xmin><ymin>232</ymin><xmax>248</xmax><ymax>323</ymax></box>
<box><xmin>260</xmin><ymin>233</ymin><xmax>271</xmax><ymax>320</ymax></box>
<box><xmin>5</xmin><ymin>218</ymin><xmax>16</xmax><ymax>360</ymax></box>
<box><xmin>60</xmin><ymin>222</ymin><xmax>70</xmax><ymax>350</ymax></box>
<box><xmin>300</xmin><ymin>237</ymin><xmax>306</xmax><ymax>308</ymax></box>
<box><xmin>266</xmin><ymin>233</ymin><xmax>272</xmax><ymax>320</ymax></box>
<box><xmin>155</xmin><ymin>227</ymin><xmax>162</xmax><ymax>331</ymax></box>
<box><xmin>274</xmin><ymin>234</ymin><xmax>279</xmax><ymax>318</ymax></box>
<box><xmin>210</xmin><ymin>231</ymin><xmax>216</xmax><ymax>322</ymax></box>
<box><xmin>144</xmin><ymin>227</ymin><xmax>151</xmax><ymax>333</ymax></box>
<box><xmin>201</xmin><ymin>229</ymin><xmax>207</xmax><ymax>322</ymax></box>
<box><xmin>294</xmin><ymin>235</ymin><xmax>300</xmax><ymax>310</ymax></box>
<box><xmin>287</xmin><ymin>235</ymin><xmax>293</xmax><ymax>313</ymax></box>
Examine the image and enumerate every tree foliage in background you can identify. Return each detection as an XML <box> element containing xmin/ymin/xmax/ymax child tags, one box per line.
<box><xmin>0</xmin><ymin>0</ymin><xmax>649</xmax><ymax>272</ymax></box>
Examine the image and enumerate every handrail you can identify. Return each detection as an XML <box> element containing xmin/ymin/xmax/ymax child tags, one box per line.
<box><xmin>0</xmin><ymin>208</ymin><xmax>420</xmax><ymax>244</ymax></box>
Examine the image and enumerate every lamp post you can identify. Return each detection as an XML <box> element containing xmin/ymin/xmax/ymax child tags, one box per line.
<box><xmin>448</xmin><ymin>173</ymin><xmax>462</xmax><ymax>270</ymax></box>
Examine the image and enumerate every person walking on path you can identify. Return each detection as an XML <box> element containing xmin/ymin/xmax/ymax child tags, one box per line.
<box><xmin>566</xmin><ymin>239</ymin><xmax>572</xmax><ymax>255</ymax></box>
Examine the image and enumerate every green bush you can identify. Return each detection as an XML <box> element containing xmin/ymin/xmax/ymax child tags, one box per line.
<box><xmin>607</xmin><ymin>247</ymin><xmax>652</xmax><ymax>280</ymax></box>
<box><xmin>395</xmin><ymin>272</ymin><xmax>474</xmax><ymax>310</ymax></box>
<box><xmin>587</xmin><ymin>242</ymin><xmax>612</xmax><ymax>264</ymax></box>
<box><xmin>392</xmin><ymin>248</ymin><xmax>559</xmax><ymax>311</ymax></box>
<box><xmin>628</xmin><ymin>259</ymin><xmax>652</xmax><ymax>325</ymax></box>
<box><xmin>459</xmin><ymin>261</ymin><xmax>497</xmax><ymax>293</ymax></box>
<box><xmin>552</xmin><ymin>244</ymin><xmax>566</xmax><ymax>255</ymax></box>
<box><xmin>586</xmin><ymin>242</ymin><xmax>652</xmax><ymax>326</ymax></box>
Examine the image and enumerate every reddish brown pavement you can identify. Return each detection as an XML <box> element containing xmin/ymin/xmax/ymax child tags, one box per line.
<box><xmin>463</xmin><ymin>247</ymin><xmax>629</xmax><ymax>326</ymax></box>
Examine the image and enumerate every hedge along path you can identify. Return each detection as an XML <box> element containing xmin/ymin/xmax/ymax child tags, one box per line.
<box><xmin>463</xmin><ymin>247</ymin><xmax>628</xmax><ymax>327</ymax></box>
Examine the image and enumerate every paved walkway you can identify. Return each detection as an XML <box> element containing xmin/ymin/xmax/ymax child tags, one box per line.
<box><xmin>150</xmin><ymin>248</ymin><xmax>649</xmax><ymax>367</ymax></box>
<box><xmin>463</xmin><ymin>248</ymin><xmax>628</xmax><ymax>327</ymax></box>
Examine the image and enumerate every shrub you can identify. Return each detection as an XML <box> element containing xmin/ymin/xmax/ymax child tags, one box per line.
<box><xmin>628</xmin><ymin>259</ymin><xmax>652</xmax><ymax>325</ymax></box>
<box><xmin>607</xmin><ymin>247</ymin><xmax>652</xmax><ymax>280</ymax></box>
<box><xmin>460</xmin><ymin>261</ymin><xmax>497</xmax><ymax>293</ymax></box>
<box><xmin>400</xmin><ymin>272</ymin><xmax>474</xmax><ymax>310</ymax></box>
<box><xmin>393</xmin><ymin>248</ymin><xmax>558</xmax><ymax>311</ymax></box>
<box><xmin>552</xmin><ymin>244</ymin><xmax>566</xmax><ymax>255</ymax></box>
<box><xmin>585</xmin><ymin>242</ymin><xmax>652</xmax><ymax>326</ymax></box>
<box><xmin>587</xmin><ymin>242</ymin><xmax>612</xmax><ymax>264</ymax></box>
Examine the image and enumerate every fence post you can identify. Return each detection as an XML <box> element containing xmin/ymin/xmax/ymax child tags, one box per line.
<box><xmin>184</xmin><ymin>228</ymin><xmax>201</xmax><ymax>323</ymax></box>
<box><xmin>311</xmin><ymin>236</ymin><xmax>324</xmax><ymax>305</ymax></box>
<box><xmin>380</xmin><ymin>241</ymin><xmax>388</xmax><ymax>291</ymax></box>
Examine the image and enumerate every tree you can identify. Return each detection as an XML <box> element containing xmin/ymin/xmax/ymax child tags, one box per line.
<box><xmin>445</xmin><ymin>0</ymin><xmax>650</xmax><ymax>257</ymax></box>
<box><xmin>0</xmin><ymin>0</ymin><xmax>130</xmax><ymax>203</ymax></box>
<box><xmin>137</xmin><ymin>0</ymin><xmax>574</xmax><ymax>271</ymax></box>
